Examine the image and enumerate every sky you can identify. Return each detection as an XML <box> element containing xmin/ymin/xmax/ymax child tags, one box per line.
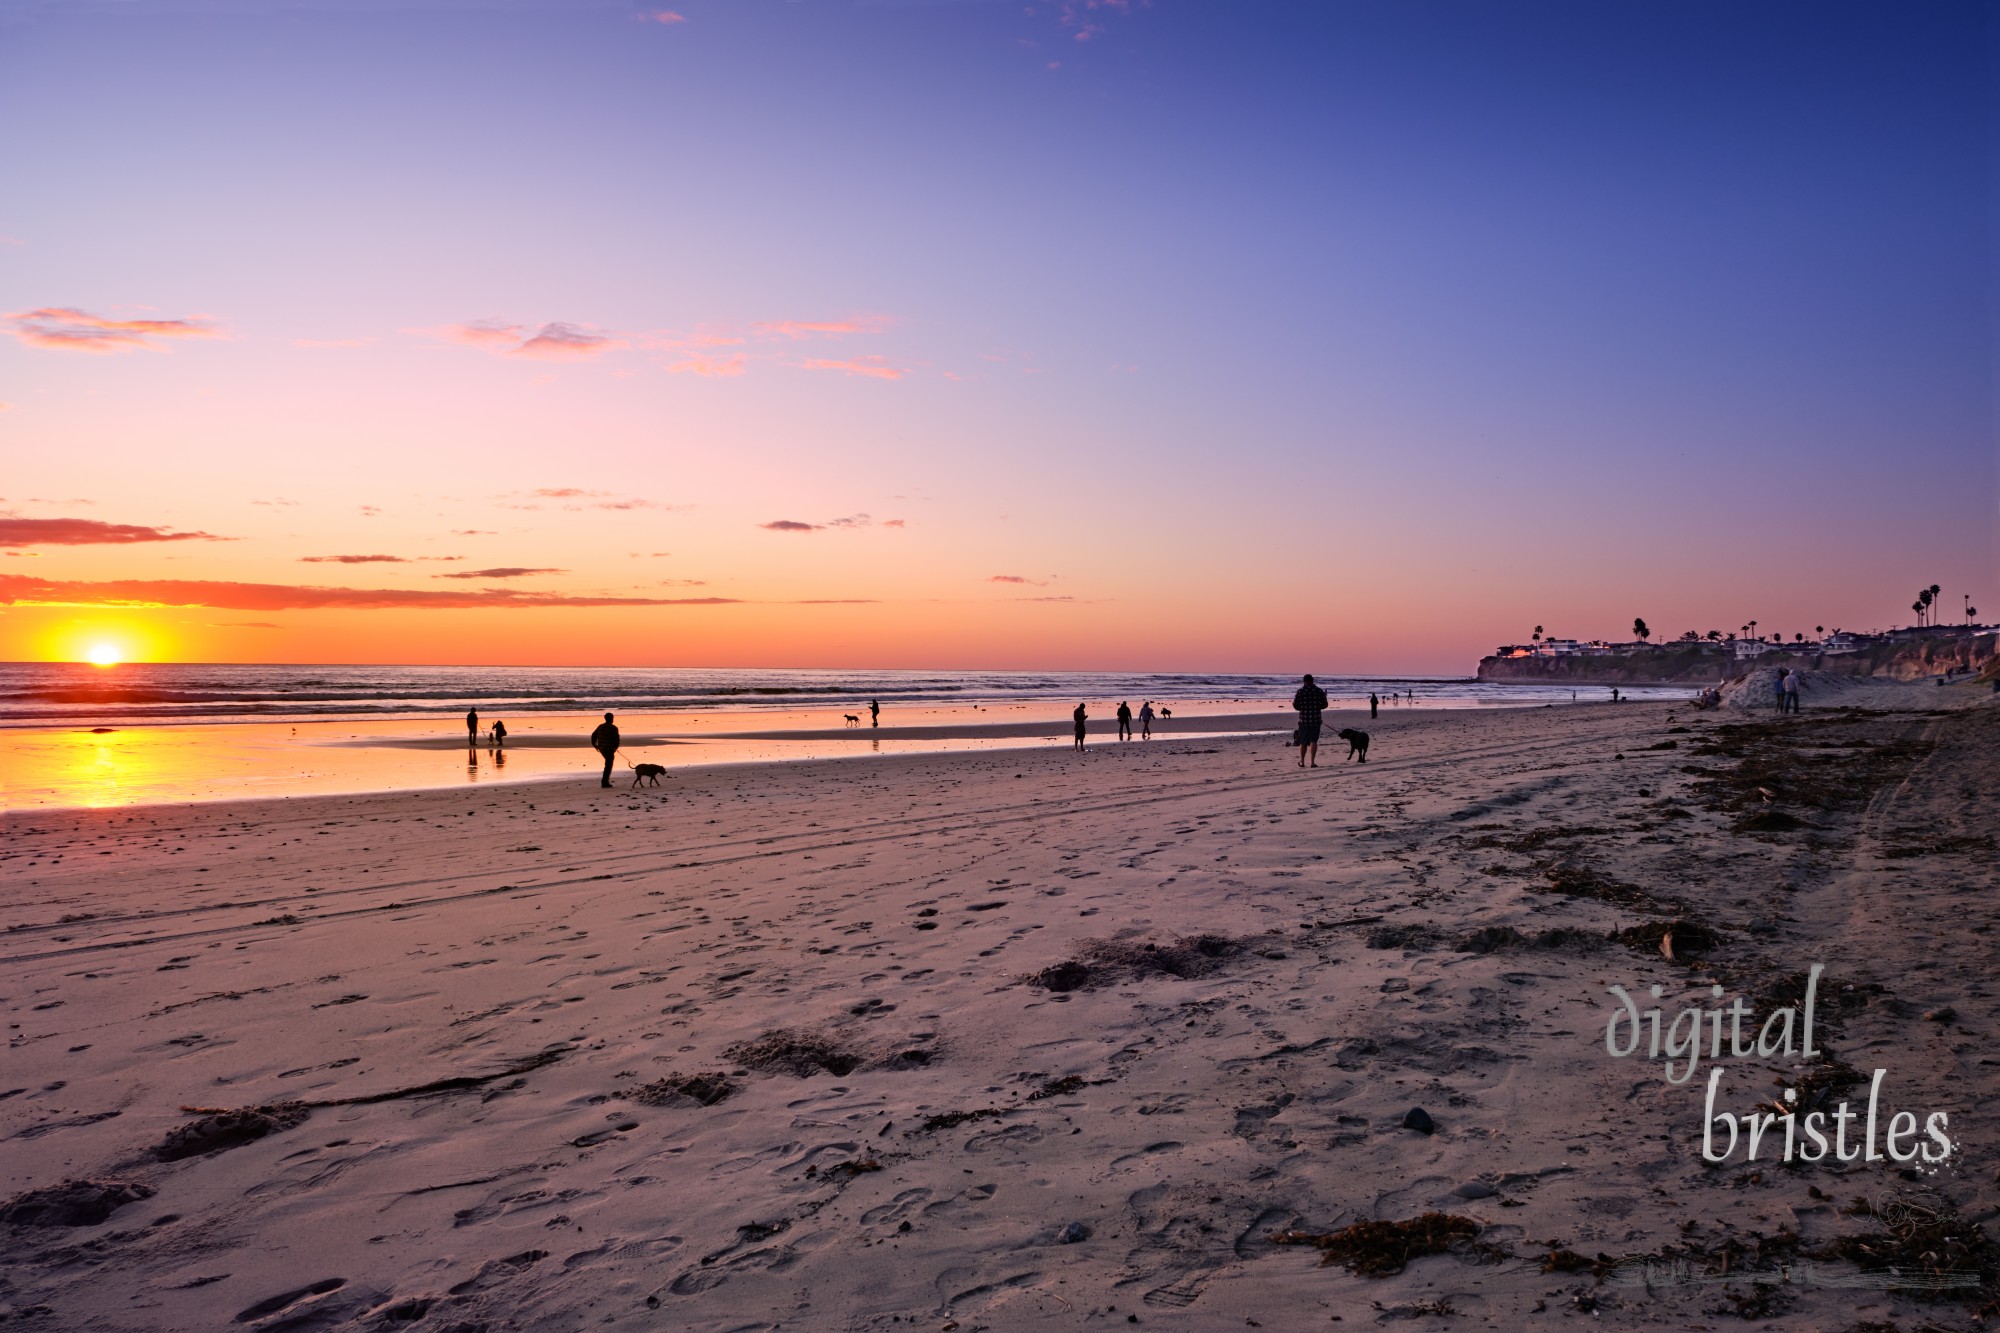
<box><xmin>1</xmin><ymin>0</ymin><xmax>1994</xmax><ymax>674</ymax></box>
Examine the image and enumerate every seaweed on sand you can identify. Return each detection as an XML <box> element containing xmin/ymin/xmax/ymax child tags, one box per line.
<box><xmin>724</xmin><ymin>1028</ymin><xmax>863</xmax><ymax>1077</ymax></box>
<box><xmin>1272</xmin><ymin>1212</ymin><xmax>1492</xmax><ymax>1276</ymax></box>
<box><xmin>631</xmin><ymin>1072</ymin><xmax>736</xmax><ymax>1107</ymax></box>
<box><xmin>1028</xmin><ymin>933</ymin><xmax>1244</xmax><ymax>992</ymax></box>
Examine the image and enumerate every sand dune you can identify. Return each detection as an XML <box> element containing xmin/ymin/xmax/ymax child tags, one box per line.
<box><xmin>3</xmin><ymin>683</ymin><xmax>1997</xmax><ymax>1329</ymax></box>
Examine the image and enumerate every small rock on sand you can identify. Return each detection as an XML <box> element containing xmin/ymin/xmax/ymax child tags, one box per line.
<box><xmin>1402</xmin><ymin>1107</ymin><xmax>1436</xmax><ymax>1135</ymax></box>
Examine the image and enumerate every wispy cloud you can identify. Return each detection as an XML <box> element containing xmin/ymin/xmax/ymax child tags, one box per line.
<box><xmin>638</xmin><ymin>9</ymin><xmax>686</xmax><ymax>22</ymax></box>
<box><xmin>434</xmin><ymin>567</ymin><xmax>565</xmax><ymax>580</ymax></box>
<box><xmin>453</xmin><ymin>529</ymin><xmax>497</xmax><ymax>536</ymax></box>
<box><xmin>800</xmin><ymin>355</ymin><xmax>907</xmax><ymax>381</ymax></box>
<box><xmin>516</xmin><ymin>322</ymin><xmax>623</xmax><ymax>359</ymax></box>
<box><xmin>0</xmin><ymin>576</ymin><xmax>743</xmax><ymax>611</ymax></box>
<box><xmin>428</xmin><ymin>319</ymin><xmax>625</xmax><ymax>360</ymax></box>
<box><xmin>762</xmin><ymin>514</ymin><xmax>903</xmax><ymax>532</ymax></box>
<box><xmin>667</xmin><ymin>354</ymin><xmax>747</xmax><ymax>378</ymax></box>
<box><xmin>0</xmin><ymin>518</ymin><xmax>227</xmax><ymax>546</ymax></box>
<box><xmin>300</xmin><ymin>554</ymin><xmax>407</xmax><ymax>564</ymax></box>
<box><xmin>793</xmin><ymin>599</ymin><xmax>879</xmax><ymax>604</ymax></box>
<box><xmin>7</xmin><ymin>307</ymin><xmax>222</xmax><ymax>354</ymax></box>
<box><xmin>988</xmin><ymin>574</ymin><xmax>1052</xmax><ymax>586</ymax></box>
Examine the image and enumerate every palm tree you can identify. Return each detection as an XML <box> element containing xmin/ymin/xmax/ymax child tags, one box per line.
<box><xmin>1707</xmin><ymin>629</ymin><xmax>1722</xmax><ymax>641</ymax></box>
<box><xmin>1632</xmin><ymin>617</ymin><xmax>1650</xmax><ymax>642</ymax></box>
<box><xmin>1532</xmin><ymin>625</ymin><xmax>1543</xmax><ymax>643</ymax></box>
<box><xmin>1749</xmin><ymin>619</ymin><xmax>1758</xmax><ymax>641</ymax></box>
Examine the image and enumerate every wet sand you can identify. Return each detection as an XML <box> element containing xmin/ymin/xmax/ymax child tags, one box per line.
<box><xmin>3</xmin><ymin>682</ymin><xmax>1997</xmax><ymax>1330</ymax></box>
<box><xmin>0</xmin><ymin>696</ymin><xmax>1505</xmax><ymax>812</ymax></box>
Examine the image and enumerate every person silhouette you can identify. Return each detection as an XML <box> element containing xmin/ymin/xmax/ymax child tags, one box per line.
<box><xmin>1116</xmin><ymin>701</ymin><xmax>1133</xmax><ymax>741</ymax></box>
<box><xmin>1292</xmin><ymin>673</ymin><xmax>1328</xmax><ymax>769</ymax></box>
<box><xmin>466</xmin><ymin>708</ymin><xmax>479</xmax><ymax>744</ymax></box>
<box><xmin>1072</xmin><ymin>703</ymin><xmax>1088</xmax><ymax>752</ymax></box>
<box><xmin>1139</xmin><ymin>700</ymin><xmax>1154</xmax><ymax>739</ymax></box>
<box><xmin>1369</xmin><ymin>692</ymin><xmax>1379</xmax><ymax>719</ymax></box>
<box><xmin>491</xmin><ymin>719</ymin><xmax>507</xmax><ymax>748</ymax></box>
<box><xmin>869</xmin><ymin>699</ymin><xmax>880</xmax><ymax>728</ymax></box>
<box><xmin>590</xmin><ymin>711</ymin><xmax>621</xmax><ymax>787</ymax></box>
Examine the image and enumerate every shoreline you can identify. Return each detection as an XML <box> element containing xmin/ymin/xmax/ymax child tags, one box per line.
<box><xmin>1</xmin><ymin>692</ymin><xmax>1696</xmax><ymax>813</ymax></box>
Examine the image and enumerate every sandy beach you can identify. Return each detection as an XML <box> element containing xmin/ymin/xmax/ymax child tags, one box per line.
<box><xmin>4</xmin><ymin>681</ymin><xmax>1997</xmax><ymax>1330</ymax></box>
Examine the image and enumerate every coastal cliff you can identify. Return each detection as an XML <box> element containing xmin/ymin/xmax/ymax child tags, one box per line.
<box><xmin>1476</xmin><ymin>631</ymin><xmax>1997</xmax><ymax>686</ymax></box>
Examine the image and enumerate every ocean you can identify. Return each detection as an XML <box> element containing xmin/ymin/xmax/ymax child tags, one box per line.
<box><xmin>0</xmin><ymin>661</ymin><xmax>1692</xmax><ymax>727</ymax></box>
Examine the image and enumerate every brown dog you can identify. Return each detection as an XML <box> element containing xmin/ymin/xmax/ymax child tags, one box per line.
<box><xmin>631</xmin><ymin>763</ymin><xmax>667</xmax><ymax>787</ymax></box>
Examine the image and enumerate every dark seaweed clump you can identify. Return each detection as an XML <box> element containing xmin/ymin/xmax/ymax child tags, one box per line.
<box><xmin>631</xmin><ymin>1072</ymin><xmax>736</xmax><ymax>1107</ymax></box>
<box><xmin>0</xmin><ymin>1180</ymin><xmax>155</xmax><ymax>1227</ymax></box>
<box><xmin>1029</xmin><ymin>934</ymin><xmax>1243</xmax><ymax>992</ymax></box>
<box><xmin>724</xmin><ymin>1029</ymin><xmax>862</xmax><ymax>1078</ymax></box>
<box><xmin>1272</xmin><ymin>1212</ymin><xmax>1487</xmax><ymax>1277</ymax></box>
<box><xmin>156</xmin><ymin>1102</ymin><xmax>311</xmax><ymax>1161</ymax></box>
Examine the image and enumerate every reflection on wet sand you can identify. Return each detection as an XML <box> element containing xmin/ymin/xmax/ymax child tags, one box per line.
<box><xmin>1</xmin><ymin>695</ymin><xmax>1610</xmax><ymax>811</ymax></box>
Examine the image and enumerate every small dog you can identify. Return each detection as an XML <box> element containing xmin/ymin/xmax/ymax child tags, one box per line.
<box><xmin>843</xmin><ymin>714</ymin><xmax>860</xmax><ymax>727</ymax></box>
<box><xmin>1336</xmin><ymin>728</ymin><xmax>1370</xmax><ymax>762</ymax></box>
<box><xmin>1159</xmin><ymin>706</ymin><xmax>1173</xmax><ymax>719</ymax></box>
<box><xmin>631</xmin><ymin>763</ymin><xmax>667</xmax><ymax>787</ymax></box>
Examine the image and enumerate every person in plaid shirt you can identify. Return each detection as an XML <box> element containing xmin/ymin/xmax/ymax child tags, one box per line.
<box><xmin>1292</xmin><ymin>673</ymin><xmax>1328</xmax><ymax>768</ymax></box>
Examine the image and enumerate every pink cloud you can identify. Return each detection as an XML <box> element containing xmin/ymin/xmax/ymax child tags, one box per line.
<box><xmin>0</xmin><ymin>518</ymin><xmax>227</xmax><ymax>546</ymax></box>
<box><xmin>7</xmin><ymin>307</ymin><xmax>222</xmax><ymax>354</ymax></box>
<box><xmin>669</xmin><ymin>354</ymin><xmax>747</xmax><ymax>378</ymax></box>
<box><xmin>442</xmin><ymin>319</ymin><xmax>525</xmax><ymax>347</ymax></box>
<box><xmin>428</xmin><ymin>319</ymin><xmax>624</xmax><ymax>360</ymax></box>
<box><xmin>801</xmin><ymin>355</ymin><xmax>907</xmax><ymax>381</ymax></box>
<box><xmin>639</xmin><ymin>9</ymin><xmax>687</xmax><ymax>22</ymax></box>
<box><xmin>434</xmin><ymin>567</ymin><xmax>565</xmax><ymax>580</ymax></box>
<box><xmin>514</xmin><ymin>322</ymin><xmax>624</xmax><ymax>360</ymax></box>
<box><xmin>300</xmin><ymin>554</ymin><xmax>408</xmax><ymax>564</ymax></box>
<box><xmin>755</xmin><ymin>317</ymin><xmax>888</xmax><ymax>340</ymax></box>
<box><xmin>761</xmin><ymin>520</ymin><xmax>821</xmax><ymax>532</ymax></box>
<box><xmin>881</xmin><ymin>519</ymin><xmax>906</xmax><ymax>528</ymax></box>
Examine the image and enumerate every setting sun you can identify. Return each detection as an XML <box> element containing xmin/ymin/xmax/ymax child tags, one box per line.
<box><xmin>86</xmin><ymin>643</ymin><xmax>124</xmax><ymax>667</ymax></box>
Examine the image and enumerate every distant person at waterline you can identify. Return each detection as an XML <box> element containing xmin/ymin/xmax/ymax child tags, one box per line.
<box><xmin>1369</xmin><ymin>692</ymin><xmax>1378</xmax><ymax>719</ymax></box>
<box><xmin>869</xmin><ymin>699</ymin><xmax>880</xmax><ymax>728</ymax></box>
<box><xmin>1139</xmin><ymin>701</ymin><xmax>1154</xmax><ymax>738</ymax></box>
<box><xmin>466</xmin><ymin>708</ymin><xmax>479</xmax><ymax>744</ymax></box>
<box><xmin>1072</xmin><ymin>703</ymin><xmax>1088</xmax><ymax>752</ymax></box>
<box><xmin>590</xmin><ymin>711</ymin><xmax>621</xmax><ymax>788</ymax></box>
<box><xmin>1116</xmin><ymin>701</ymin><xmax>1133</xmax><ymax>740</ymax></box>
<box><xmin>1292</xmin><ymin>673</ymin><xmax>1328</xmax><ymax>769</ymax></box>
<box><xmin>491</xmin><ymin>719</ymin><xmax>507</xmax><ymax>748</ymax></box>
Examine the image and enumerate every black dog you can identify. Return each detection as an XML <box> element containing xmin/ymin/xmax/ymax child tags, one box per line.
<box><xmin>1336</xmin><ymin>728</ymin><xmax>1369</xmax><ymax>762</ymax></box>
<box><xmin>631</xmin><ymin>763</ymin><xmax>667</xmax><ymax>787</ymax></box>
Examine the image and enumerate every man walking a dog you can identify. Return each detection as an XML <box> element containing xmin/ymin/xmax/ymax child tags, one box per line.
<box><xmin>590</xmin><ymin>711</ymin><xmax>620</xmax><ymax>788</ymax></box>
<box><xmin>1292</xmin><ymin>673</ymin><xmax>1328</xmax><ymax>768</ymax></box>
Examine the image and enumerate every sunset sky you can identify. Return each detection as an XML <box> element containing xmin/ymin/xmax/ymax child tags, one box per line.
<box><xmin>1</xmin><ymin>0</ymin><xmax>1993</xmax><ymax>673</ymax></box>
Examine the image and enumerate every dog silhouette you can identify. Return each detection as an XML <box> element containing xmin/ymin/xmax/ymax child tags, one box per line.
<box><xmin>631</xmin><ymin>763</ymin><xmax>667</xmax><ymax>787</ymax></box>
<box><xmin>844</xmin><ymin>714</ymin><xmax>860</xmax><ymax>727</ymax></box>
<box><xmin>1336</xmin><ymin>728</ymin><xmax>1369</xmax><ymax>762</ymax></box>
